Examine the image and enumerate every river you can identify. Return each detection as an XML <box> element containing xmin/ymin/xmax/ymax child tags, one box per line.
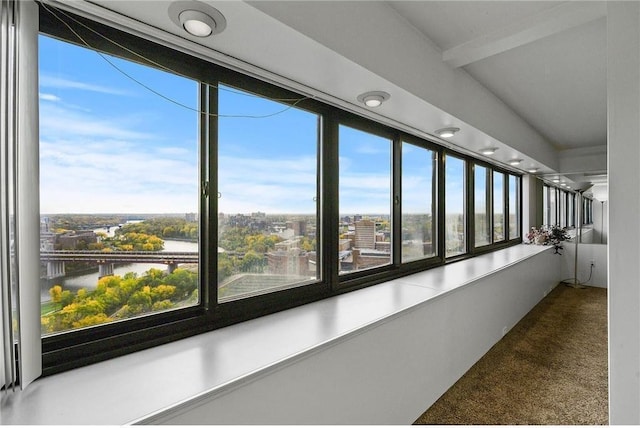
<box><xmin>40</xmin><ymin>236</ymin><xmax>199</xmax><ymax>302</ymax></box>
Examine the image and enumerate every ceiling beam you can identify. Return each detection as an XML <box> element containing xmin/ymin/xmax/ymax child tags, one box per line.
<box><xmin>442</xmin><ymin>1</ymin><xmax>606</xmax><ymax>68</ymax></box>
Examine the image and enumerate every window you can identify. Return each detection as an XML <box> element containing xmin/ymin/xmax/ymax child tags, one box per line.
<box><xmin>338</xmin><ymin>125</ymin><xmax>392</xmax><ymax>274</ymax></box>
<box><xmin>33</xmin><ymin>4</ymin><xmax>523</xmax><ymax>374</ymax></box>
<box><xmin>568</xmin><ymin>193</ymin><xmax>575</xmax><ymax>228</ymax></box>
<box><xmin>508</xmin><ymin>175</ymin><xmax>520</xmax><ymax>239</ymax></box>
<box><xmin>559</xmin><ymin>190</ymin><xmax>567</xmax><ymax>228</ymax></box>
<box><xmin>549</xmin><ymin>187</ymin><xmax>557</xmax><ymax>226</ymax></box>
<box><xmin>543</xmin><ymin>185</ymin><xmax>549</xmax><ymax>226</ymax></box>
<box><xmin>39</xmin><ymin>34</ymin><xmax>201</xmax><ymax>335</ymax></box>
<box><xmin>493</xmin><ymin>171</ymin><xmax>505</xmax><ymax>242</ymax></box>
<box><xmin>217</xmin><ymin>84</ymin><xmax>320</xmax><ymax>301</ymax></box>
<box><xmin>445</xmin><ymin>155</ymin><xmax>466</xmax><ymax>257</ymax></box>
<box><xmin>474</xmin><ymin>164</ymin><xmax>490</xmax><ymax>247</ymax></box>
<box><xmin>401</xmin><ymin>142</ymin><xmax>436</xmax><ymax>262</ymax></box>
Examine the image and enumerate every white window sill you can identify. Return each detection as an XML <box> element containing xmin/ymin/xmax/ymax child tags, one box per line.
<box><xmin>0</xmin><ymin>244</ymin><xmax>551</xmax><ymax>425</ymax></box>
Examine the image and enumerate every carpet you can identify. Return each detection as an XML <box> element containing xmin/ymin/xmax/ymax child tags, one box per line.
<box><xmin>414</xmin><ymin>284</ymin><xmax>608</xmax><ymax>425</ymax></box>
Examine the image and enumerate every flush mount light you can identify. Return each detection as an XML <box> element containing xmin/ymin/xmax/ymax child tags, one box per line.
<box><xmin>527</xmin><ymin>167</ymin><xmax>539</xmax><ymax>173</ymax></box>
<box><xmin>357</xmin><ymin>91</ymin><xmax>390</xmax><ymax>108</ymax></box>
<box><xmin>169</xmin><ymin>1</ymin><xmax>227</xmax><ymax>37</ymax></box>
<box><xmin>480</xmin><ymin>147</ymin><xmax>498</xmax><ymax>155</ymax></box>
<box><xmin>552</xmin><ymin>178</ymin><xmax>560</xmax><ymax>183</ymax></box>
<box><xmin>435</xmin><ymin>127</ymin><xmax>460</xmax><ymax>138</ymax></box>
<box><xmin>508</xmin><ymin>159</ymin><xmax>523</xmax><ymax>166</ymax></box>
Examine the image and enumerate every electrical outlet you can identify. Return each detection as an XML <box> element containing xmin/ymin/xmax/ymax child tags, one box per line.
<box><xmin>502</xmin><ymin>326</ymin><xmax>509</xmax><ymax>336</ymax></box>
<box><xmin>590</xmin><ymin>259</ymin><xmax>595</xmax><ymax>267</ymax></box>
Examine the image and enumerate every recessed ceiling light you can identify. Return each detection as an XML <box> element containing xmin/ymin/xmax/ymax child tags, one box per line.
<box><xmin>435</xmin><ymin>127</ymin><xmax>460</xmax><ymax>138</ymax></box>
<box><xmin>480</xmin><ymin>147</ymin><xmax>498</xmax><ymax>155</ymax></box>
<box><xmin>508</xmin><ymin>159</ymin><xmax>523</xmax><ymax>166</ymax></box>
<box><xmin>357</xmin><ymin>91</ymin><xmax>390</xmax><ymax>108</ymax></box>
<box><xmin>169</xmin><ymin>1</ymin><xmax>227</xmax><ymax>38</ymax></box>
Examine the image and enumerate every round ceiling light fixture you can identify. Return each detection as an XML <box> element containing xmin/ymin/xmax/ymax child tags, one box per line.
<box><xmin>508</xmin><ymin>159</ymin><xmax>523</xmax><ymax>166</ymax></box>
<box><xmin>527</xmin><ymin>167</ymin><xmax>539</xmax><ymax>173</ymax></box>
<box><xmin>357</xmin><ymin>91</ymin><xmax>390</xmax><ymax>108</ymax></box>
<box><xmin>480</xmin><ymin>147</ymin><xmax>498</xmax><ymax>156</ymax></box>
<box><xmin>435</xmin><ymin>127</ymin><xmax>460</xmax><ymax>138</ymax></box>
<box><xmin>169</xmin><ymin>1</ymin><xmax>227</xmax><ymax>37</ymax></box>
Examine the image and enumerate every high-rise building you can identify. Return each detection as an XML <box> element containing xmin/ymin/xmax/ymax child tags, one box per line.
<box><xmin>354</xmin><ymin>219</ymin><xmax>375</xmax><ymax>249</ymax></box>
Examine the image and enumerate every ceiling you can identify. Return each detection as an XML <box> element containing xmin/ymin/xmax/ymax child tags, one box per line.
<box><xmin>388</xmin><ymin>1</ymin><xmax>607</xmax><ymax>150</ymax></box>
<box><xmin>386</xmin><ymin>1</ymin><xmax>608</xmax><ymax>193</ymax></box>
<box><xmin>64</xmin><ymin>0</ymin><xmax>608</xmax><ymax>196</ymax></box>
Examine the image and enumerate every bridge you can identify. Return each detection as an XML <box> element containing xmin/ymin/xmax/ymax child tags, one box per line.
<box><xmin>41</xmin><ymin>251</ymin><xmax>199</xmax><ymax>279</ymax></box>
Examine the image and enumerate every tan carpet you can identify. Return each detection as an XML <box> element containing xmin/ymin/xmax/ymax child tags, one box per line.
<box><xmin>414</xmin><ymin>284</ymin><xmax>608</xmax><ymax>425</ymax></box>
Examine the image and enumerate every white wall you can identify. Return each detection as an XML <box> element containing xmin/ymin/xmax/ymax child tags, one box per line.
<box><xmin>560</xmin><ymin>243</ymin><xmax>607</xmax><ymax>288</ymax></box>
<box><xmin>607</xmin><ymin>2</ymin><xmax>640</xmax><ymax>424</ymax></box>
<box><xmin>152</xmin><ymin>250</ymin><xmax>560</xmax><ymax>425</ymax></box>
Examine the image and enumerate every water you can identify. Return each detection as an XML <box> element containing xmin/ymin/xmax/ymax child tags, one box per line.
<box><xmin>40</xmin><ymin>238</ymin><xmax>198</xmax><ymax>302</ymax></box>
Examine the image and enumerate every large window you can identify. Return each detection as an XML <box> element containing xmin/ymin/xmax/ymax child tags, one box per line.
<box><xmin>549</xmin><ymin>187</ymin><xmax>557</xmax><ymax>226</ymax></box>
<box><xmin>508</xmin><ymin>175</ymin><xmax>520</xmax><ymax>239</ymax></box>
<box><xmin>39</xmin><ymin>34</ymin><xmax>200</xmax><ymax>335</ymax></box>
<box><xmin>445</xmin><ymin>155</ymin><xmax>466</xmax><ymax>257</ymax></box>
<box><xmin>401</xmin><ymin>142</ymin><xmax>436</xmax><ymax>262</ymax></box>
<box><xmin>217</xmin><ymin>85</ymin><xmax>320</xmax><ymax>301</ymax></box>
<box><xmin>34</xmin><ymin>4</ymin><xmax>522</xmax><ymax>374</ymax></box>
<box><xmin>493</xmin><ymin>171</ymin><xmax>505</xmax><ymax>242</ymax></box>
<box><xmin>474</xmin><ymin>164</ymin><xmax>491</xmax><ymax>247</ymax></box>
<box><xmin>338</xmin><ymin>125</ymin><xmax>392</xmax><ymax>274</ymax></box>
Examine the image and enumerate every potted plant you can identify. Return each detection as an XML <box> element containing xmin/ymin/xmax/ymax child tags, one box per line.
<box><xmin>526</xmin><ymin>225</ymin><xmax>570</xmax><ymax>254</ymax></box>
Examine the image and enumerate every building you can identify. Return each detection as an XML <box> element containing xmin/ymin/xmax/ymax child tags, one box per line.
<box><xmin>56</xmin><ymin>231</ymin><xmax>98</xmax><ymax>250</ymax></box>
<box><xmin>1</xmin><ymin>1</ymin><xmax>638</xmax><ymax>425</ymax></box>
<box><xmin>354</xmin><ymin>219</ymin><xmax>375</xmax><ymax>249</ymax></box>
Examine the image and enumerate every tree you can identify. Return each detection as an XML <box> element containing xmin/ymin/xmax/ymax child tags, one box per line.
<box><xmin>240</xmin><ymin>250</ymin><xmax>264</xmax><ymax>273</ymax></box>
<box><xmin>151</xmin><ymin>284</ymin><xmax>177</xmax><ymax>302</ymax></box>
<box><xmin>49</xmin><ymin>285</ymin><xmax>63</xmax><ymax>303</ymax></box>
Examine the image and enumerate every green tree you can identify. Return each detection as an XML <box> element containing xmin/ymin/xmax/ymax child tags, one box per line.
<box><xmin>49</xmin><ymin>285</ymin><xmax>62</xmax><ymax>303</ymax></box>
<box><xmin>240</xmin><ymin>250</ymin><xmax>264</xmax><ymax>273</ymax></box>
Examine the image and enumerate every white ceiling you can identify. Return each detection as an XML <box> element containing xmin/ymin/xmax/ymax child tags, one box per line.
<box><xmin>388</xmin><ymin>1</ymin><xmax>607</xmax><ymax>151</ymax></box>
<box><xmin>59</xmin><ymin>0</ymin><xmax>608</xmax><ymax>195</ymax></box>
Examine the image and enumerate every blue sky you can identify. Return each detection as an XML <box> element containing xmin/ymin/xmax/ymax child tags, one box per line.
<box><xmin>39</xmin><ymin>34</ymin><xmax>462</xmax><ymax>215</ymax></box>
<box><xmin>39</xmin><ymin>34</ymin><xmax>198</xmax><ymax>214</ymax></box>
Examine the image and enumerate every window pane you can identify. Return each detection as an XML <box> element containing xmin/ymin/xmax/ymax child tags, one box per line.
<box><xmin>559</xmin><ymin>191</ymin><xmax>567</xmax><ymax>228</ymax></box>
<box><xmin>543</xmin><ymin>185</ymin><xmax>549</xmax><ymax>226</ymax></box>
<box><xmin>493</xmin><ymin>171</ymin><xmax>505</xmax><ymax>241</ymax></box>
<box><xmin>401</xmin><ymin>142</ymin><xmax>435</xmax><ymax>262</ymax></box>
<box><xmin>549</xmin><ymin>188</ymin><xmax>557</xmax><ymax>226</ymax></box>
<box><xmin>445</xmin><ymin>155</ymin><xmax>466</xmax><ymax>257</ymax></box>
<box><xmin>39</xmin><ymin>35</ymin><xmax>200</xmax><ymax>336</ymax></box>
<box><xmin>568</xmin><ymin>193</ymin><xmax>575</xmax><ymax>227</ymax></box>
<box><xmin>339</xmin><ymin>125</ymin><xmax>391</xmax><ymax>274</ymax></box>
<box><xmin>217</xmin><ymin>85</ymin><xmax>319</xmax><ymax>301</ymax></box>
<box><xmin>508</xmin><ymin>175</ymin><xmax>520</xmax><ymax>239</ymax></box>
<box><xmin>474</xmin><ymin>165</ymin><xmax>490</xmax><ymax>247</ymax></box>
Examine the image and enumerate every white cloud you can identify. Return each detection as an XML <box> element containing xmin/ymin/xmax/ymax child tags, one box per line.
<box><xmin>40</xmin><ymin>74</ymin><xmax>131</xmax><ymax>96</ymax></box>
<box><xmin>39</xmin><ymin>93</ymin><xmax>61</xmax><ymax>102</ymax></box>
<box><xmin>40</xmin><ymin>103</ymin><xmax>154</xmax><ymax>141</ymax></box>
<box><xmin>39</xmin><ymin>103</ymin><xmax>198</xmax><ymax>213</ymax></box>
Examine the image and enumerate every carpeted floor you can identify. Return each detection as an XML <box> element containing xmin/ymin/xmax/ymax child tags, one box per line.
<box><xmin>414</xmin><ymin>284</ymin><xmax>608</xmax><ymax>425</ymax></box>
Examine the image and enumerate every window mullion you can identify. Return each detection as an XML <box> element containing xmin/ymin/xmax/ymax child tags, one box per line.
<box><xmin>323</xmin><ymin>113</ymin><xmax>339</xmax><ymax>291</ymax></box>
<box><xmin>392</xmin><ymin>136</ymin><xmax>402</xmax><ymax>266</ymax></box>
<box><xmin>467</xmin><ymin>162</ymin><xmax>476</xmax><ymax>252</ymax></box>
<box><xmin>206</xmin><ymin>82</ymin><xmax>217</xmax><ymax>310</ymax></box>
